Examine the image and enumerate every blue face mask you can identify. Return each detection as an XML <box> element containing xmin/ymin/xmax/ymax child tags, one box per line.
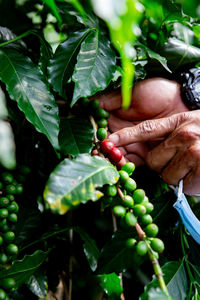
<box><xmin>173</xmin><ymin>180</ymin><xmax>200</xmax><ymax>244</ymax></box>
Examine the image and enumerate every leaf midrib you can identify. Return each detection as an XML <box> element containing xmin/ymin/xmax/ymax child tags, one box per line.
<box><xmin>0</xmin><ymin>50</ymin><xmax>53</xmax><ymax>143</ymax></box>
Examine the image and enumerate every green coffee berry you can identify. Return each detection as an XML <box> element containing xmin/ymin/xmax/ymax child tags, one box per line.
<box><xmin>151</xmin><ymin>238</ymin><xmax>165</xmax><ymax>253</ymax></box>
<box><xmin>91</xmin><ymin>99</ymin><xmax>100</xmax><ymax>110</ymax></box>
<box><xmin>0</xmin><ymin>236</ymin><xmax>3</xmax><ymax>246</ymax></box>
<box><xmin>119</xmin><ymin>170</ymin><xmax>129</xmax><ymax>183</ymax></box>
<box><xmin>0</xmin><ymin>219</ymin><xmax>7</xmax><ymax>227</ymax></box>
<box><xmin>0</xmin><ymin>198</ymin><xmax>10</xmax><ymax>207</ymax></box>
<box><xmin>121</xmin><ymin>162</ymin><xmax>135</xmax><ymax>175</ymax></box>
<box><xmin>7</xmin><ymin>202</ymin><xmax>19</xmax><ymax>213</ymax></box>
<box><xmin>133</xmin><ymin>204</ymin><xmax>146</xmax><ymax>217</ymax></box>
<box><xmin>124</xmin><ymin>212</ymin><xmax>137</xmax><ymax>227</ymax></box>
<box><xmin>133</xmin><ymin>189</ymin><xmax>145</xmax><ymax>204</ymax></box>
<box><xmin>6</xmin><ymin>244</ymin><xmax>18</xmax><ymax>256</ymax></box>
<box><xmin>0</xmin><ymin>289</ymin><xmax>7</xmax><ymax>300</ymax></box>
<box><xmin>145</xmin><ymin>224</ymin><xmax>159</xmax><ymax>237</ymax></box>
<box><xmin>97</xmin><ymin>118</ymin><xmax>108</xmax><ymax>128</ymax></box>
<box><xmin>106</xmin><ymin>185</ymin><xmax>117</xmax><ymax>197</ymax></box>
<box><xmin>1</xmin><ymin>172</ymin><xmax>14</xmax><ymax>184</ymax></box>
<box><xmin>0</xmin><ymin>182</ymin><xmax>3</xmax><ymax>190</ymax></box>
<box><xmin>140</xmin><ymin>214</ymin><xmax>153</xmax><ymax>225</ymax></box>
<box><xmin>8</xmin><ymin>214</ymin><xmax>18</xmax><ymax>223</ymax></box>
<box><xmin>15</xmin><ymin>185</ymin><xmax>23</xmax><ymax>194</ymax></box>
<box><xmin>95</xmin><ymin>108</ymin><xmax>109</xmax><ymax>119</ymax></box>
<box><xmin>4</xmin><ymin>232</ymin><xmax>15</xmax><ymax>243</ymax></box>
<box><xmin>113</xmin><ymin>205</ymin><xmax>126</xmax><ymax>218</ymax></box>
<box><xmin>1</xmin><ymin>278</ymin><xmax>16</xmax><ymax>290</ymax></box>
<box><xmin>0</xmin><ymin>208</ymin><xmax>8</xmax><ymax>218</ymax></box>
<box><xmin>124</xmin><ymin>178</ymin><xmax>137</xmax><ymax>191</ymax></box>
<box><xmin>1</xmin><ymin>224</ymin><xmax>9</xmax><ymax>232</ymax></box>
<box><xmin>122</xmin><ymin>195</ymin><xmax>134</xmax><ymax>208</ymax></box>
<box><xmin>6</xmin><ymin>195</ymin><xmax>15</xmax><ymax>202</ymax></box>
<box><xmin>144</xmin><ymin>202</ymin><xmax>154</xmax><ymax>214</ymax></box>
<box><xmin>126</xmin><ymin>238</ymin><xmax>137</xmax><ymax>248</ymax></box>
<box><xmin>5</xmin><ymin>185</ymin><xmax>16</xmax><ymax>195</ymax></box>
<box><xmin>103</xmin><ymin>196</ymin><xmax>113</xmax><ymax>205</ymax></box>
<box><xmin>97</xmin><ymin>128</ymin><xmax>107</xmax><ymax>140</ymax></box>
<box><xmin>0</xmin><ymin>253</ymin><xmax>8</xmax><ymax>264</ymax></box>
<box><xmin>136</xmin><ymin>241</ymin><xmax>148</xmax><ymax>256</ymax></box>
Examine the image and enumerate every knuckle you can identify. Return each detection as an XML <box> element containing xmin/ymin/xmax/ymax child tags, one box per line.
<box><xmin>139</xmin><ymin>120</ymin><xmax>155</xmax><ymax>135</ymax></box>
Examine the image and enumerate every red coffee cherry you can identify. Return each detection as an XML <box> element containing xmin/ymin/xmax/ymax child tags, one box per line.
<box><xmin>109</xmin><ymin>147</ymin><xmax>123</xmax><ymax>162</ymax></box>
<box><xmin>100</xmin><ymin>140</ymin><xmax>114</xmax><ymax>154</ymax></box>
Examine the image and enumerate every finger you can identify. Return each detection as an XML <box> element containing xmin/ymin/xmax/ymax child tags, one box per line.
<box><xmin>125</xmin><ymin>154</ymin><xmax>145</xmax><ymax>167</ymax></box>
<box><xmin>109</xmin><ymin>112</ymin><xmax>190</xmax><ymax>146</ymax></box>
<box><xmin>97</xmin><ymin>90</ymin><xmax>122</xmax><ymax>111</ymax></box>
<box><xmin>183</xmin><ymin>165</ymin><xmax>200</xmax><ymax>195</ymax></box>
<box><xmin>125</xmin><ymin>142</ymin><xmax>149</xmax><ymax>160</ymax></box>
<box><xmin>108</xmin><ymin>114</ymin><xmax>134</xmax><ymax>133</ymax></box>
<box><xmin>160</xmin><ymin>149</ymin><xmax>195</xmax><ymax>185</ymax></box>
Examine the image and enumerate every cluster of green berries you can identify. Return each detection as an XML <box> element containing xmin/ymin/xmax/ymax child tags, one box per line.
<box><xmin>102</xmin><ymin>162</ymin><xmax>165</xmax><ymax>257</ymax></box>
<box><xmin>0</xmin><ymin>169</ymin><xmax>26</xmax><ymax>300</ymax></box>
<box><xmin>82</xmin><ymin>98</ymin><xmax>123</xmax><ymax>163</ymax></box>
<box><xmin>85</xmin><ymin>97</ymin><xmax>165</xmax><ymax>258</ymax></box>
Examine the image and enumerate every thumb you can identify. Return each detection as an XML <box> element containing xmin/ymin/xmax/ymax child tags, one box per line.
<box><xmin>108</xmin><ymin>112</ymin><xmax>189</xmax><ymax>146</ymax></box>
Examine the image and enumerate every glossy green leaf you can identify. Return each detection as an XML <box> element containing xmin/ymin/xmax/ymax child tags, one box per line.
<box><xmin>96</xmin><ymin>273</ymin><xmax>123</xmax><ymax>296</ymax></box>
<box><xmin>0</xmin><ymin>250</ymin><xmax>49</xmax><ymax>288</ymax></box>
<box><xmin>97</xmin><ymin>230</ymin><xmax>138</xmax><ymax>274</ymax></box>
<box><xmin>75</xmin><ymin>227</ymin><xmax>100</xmax><ymax>271</ymax></box>
<box><xmin>134</xmin><ymin>42</ymin><xmax>171</xmax><ymax>72</ymax></box>
<box><xmin>59</xmin><ymin>116</ymin><xmax>94</xmax><ymax>156</ymax></box>
<box><xmin>0</xmin><ymin>121</ymin><xmax>16</xmax><ymax>169</ymax></box>
<box><xmin>42</xmin><ymin>0</ymin><xmax>62</xmax><ymax>24</ymax></box>
<box><xmin>140</xmin><ymin>260</ymin><xmax>187</xmax><ymax>300</ymax></box>
<box><xmin>44</xmin><ymin>154</ymin><xmax>119</xmax><ymax>214</ymax></box>
<box><xmin>0</xmin><ymin>88</ymin><xmax>16</xmax><ymax>169</ymax></box>
<box><xmin>0</xmin><ymin>87</ymin><xmax>7</xmax><ymax>118</ymax></box>
<box><xmin>48</xmin><ymin>29</ymin><xmax>91</xmax><ymax>96</ymax></box>
<box><xmin>145</xmin><ymin>287</ymin><xmax>174</xmax><ymax>300</ymax></box>
<box><xmin>0</xmin><ymin>26</ymin><xmax>27</xmax><ymax>50</ymax></box>
<box><xmin>0</xmin><ymin>48</ymin><xmax>59</xmax><ymax>149</ymax></box>
<box><xmin>163</xmin><ymin>38</ymin><xmax>200</xmax><ymax>70</ymax></box>
<box><xmin>71</xmin><ymin>30</ymin><xmax>116</xmax><ymax>106</ymax></box>
<box><xmin>27</xmin><ymin>268</ymin><xmax>47</xmax><ymax>299</ymax></box>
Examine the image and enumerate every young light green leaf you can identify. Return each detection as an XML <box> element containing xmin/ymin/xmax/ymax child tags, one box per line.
<box><xmin>0</xmin><ymin>250</ymin><xmax>49</xmax><ymax>288</ymax></box>
<box><xmin>44</xmin><ymin>154</ymin><xmax>119</xmax><ymax>214</ymax></box>
<box><xmin>48</xmin><ymin>29</ymin><xmax>91</xmax><ymax>96</ymax></box>
<box><xmin>95</xmin><ymin>273</ymin><xmax>123</xmax><ymax>296</ymax></box>
<box><xmin>91</xmin><ymin>0</ymin><xmax>144</xmax><ymax>108</ymax></box>
<box><xmin>71</xmin><ymin>30</ymin><xmax>116</xmax><ymax>106</ymax></box>
<box><xmin>59</xmin><ymin>116</ymin><xmax>94</xmax><ymax>156</ymax></box>
<box><xmin>42</xmin><ymin>0</ymin><xmax>62</xmax><ymax>24</ymax></box>
<box><xmin>0</xmin><ymin>48</ymin><xmax>59</xmax><ymax>149</ymax></box>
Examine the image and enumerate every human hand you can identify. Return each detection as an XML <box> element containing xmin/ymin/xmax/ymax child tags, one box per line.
<box><xmin>108</xmin><ymin>111</ymin><xmax>200</xmax><ymax>195</ymax></box>
<box><xmin>97</xmin><ymin>78</ymin><xmax>189</xmax><ymax>166</ymax></box>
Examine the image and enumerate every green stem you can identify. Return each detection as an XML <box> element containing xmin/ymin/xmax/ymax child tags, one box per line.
<box><xmin>135</xmin><ymin>223</ymin><xmax>169</xmax><ymax>296</ymax></box>
<box><xmin>0</xmin><ymin>30</ymin><xmax>33</xmax><ymax>48</ymax></box>
<box><xmin>180</xmin><ymin>225</ymin><xmax>195</xmax><ymax>282</ymax></box>
<box><xmin>147</xmin><ymin>244</ymin><xmax>169</xmax><ymax>296</ymax></box>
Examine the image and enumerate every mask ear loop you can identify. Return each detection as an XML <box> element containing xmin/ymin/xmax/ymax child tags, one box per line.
<box><xmin>178</xmin><ymin>179</ymin><xmax>183</xmax><ymax>198</ymax></box>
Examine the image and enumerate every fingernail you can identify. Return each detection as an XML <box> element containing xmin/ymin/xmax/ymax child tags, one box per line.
<box><xmin>109</xmin><ymin>134</ymin><xmax>119</xmax><ymax>145</ymax></box>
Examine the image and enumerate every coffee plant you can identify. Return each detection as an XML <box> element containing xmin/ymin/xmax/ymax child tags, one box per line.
<box><xmin>0</xmin><ymin>0</ymin><xmax>200</xmax><ymax>299</ymax></box>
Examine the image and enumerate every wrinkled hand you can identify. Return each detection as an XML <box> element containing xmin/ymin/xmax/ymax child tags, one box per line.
<box><xmin>108</xmin><ymin>111</ymin><xmax>200</xmax><ymax>195</ymax></box>
<box><xmin>97</xmin><ymin>77</ymin><xmax>189</xmax><ymax>166</ymax></box>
